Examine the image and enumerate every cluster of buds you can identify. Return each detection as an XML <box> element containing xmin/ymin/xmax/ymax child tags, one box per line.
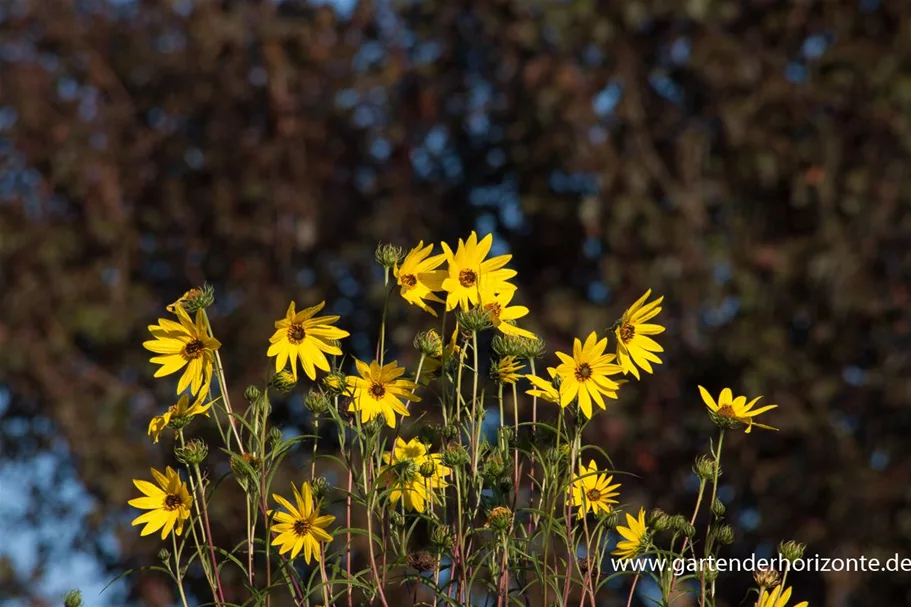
<box><xmin>311</xmin><ymin>476</ymin><xmax>332</xmax><ymax>501</ymax></box>
<box><xmin>669</xmin><ymin>514</ymin><xmax>695</xmax><ymax>537</ymax></box>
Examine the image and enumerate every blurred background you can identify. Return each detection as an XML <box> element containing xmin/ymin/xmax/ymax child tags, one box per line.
<box><xmin>2</xmin><ymin>0</ymin><xmax>911</xmax><ymax>605</ymax></box>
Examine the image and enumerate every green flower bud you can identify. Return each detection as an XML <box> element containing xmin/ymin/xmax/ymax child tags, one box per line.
<box><xmin>157</xmin><ymin>548</ymin><xmax>171</xmax><ymax>562</ymax></box>
<box><xmin>64</xmin><ymin>590</ymin><xmax>84</xmax><ymax>607</ymax></box>
<box><xmin>491</xmin><ymin>334</ymin><xmax>525</xmax><ymax>358</ymax></box>
<box><xmin>440</xmin><ymin>424</ymin><xmax>460</xmax><ymax>441</ymax></box>
<box><xmin>431</xmin><ymin>524</ymin><xmax>454</xmax><ymax>551</ymax></box>
<box><xmin>312</xmin><ymin>476</ymin><xmax>331</xmax><ymax>502</ymax></box>
<box><xmin>497</xmin><ymin>426</ymin><xmax>515</xmax><ymax>448</ymax></box>
<box><xmin>304</xmin><ymin>389</ymin><xmax>331</xmax><ymax>416</ymax></box>
<box><xmin>778</xmin><ymin>540</ymin><xmax>806</xmax><ymax>563</ymax></box>
<box><xmin>457</xmin><ymin>306</ymin><xmax>493</xmax><ymax>332</ymax></box>
<box><xmin>271</xmin><ymin>370</ymin><xmax>297</xmax><ymax>393</ymax></box>
<box><xmin>519</xmin><ymin>336</ymin><xmax>547</xmax><ymax>360</ymax></box>
<box><xmin>712</xmin><ymin>498</ymin><xmax>726</xmax><ymax>517</ymax></box>
<box><xmin>175</xmin><ymin>438</ymin><xmax>209</xmax><ymax>465</ymax></box>
<box><xmin>375</xmin><ymin>243</ymin><xmax>405</xmax><ymax>268</ymax></box>
<box><xmin>442</xmin><ymin>443</ymin><xmax>469</xmax><ymax>467</ymax></box>
<box><xmin>693</xmin><ymin>455</ymin><xmax>715</xmax><ymax>481</ymax></box>
<box><xmin>482</xmin><ymin>454</ymin><xmax>507</xmax><ymax>481</ymax></box>
<box><xmin>269</xmin><ymin>426</ymin><xmax>284</xmax><ymax>447</ymax></box>
<box><xmin>648</xmin><ymin>508</ymin><xmax>671</xmax><ymax>532</ymax></box>
<box><xmin>754</xmin><ymin>567</ymin><xmax>780</xmax><ymax>590</ymax></box>
<box><xmin>414</xmin><ymin>330</ymin><xmax>443</xmax><ymax>357</ymax></box>
<box><xmin>419</xmin><ymin>459</ymin><xmax>438</xmax><ymax>478</ymax></box>
<box><xmin>597</xmin><ymin>508</ymin><xmax>621</xmax><ymax>529</ymax></box>
<box><xmin>389</xmin><ymin>510</ymin><xmax>406</xmax><ymax>529</ymax></box>
<box><xmin>716</xmin><ymin>524</ymin><xmax>735</xmax><ymax>545</ymax></box>
<box><xmin>244</xmin><ymin>385</ymin><xmax>262</xmax><ymax>403</ymax></box>
<box><xmin>703</xmin><ymin>563</ymin><xmax>719</xmax><ymax>583</ymax></box>
<box><xmin>322</xmin><ymin>370</ymin><xmax>348</xmax><ymax>396</ymax></box>
<box><xmin>168</xmin><ymin>284</ymin><xmax>215</xmax><ymax>314</ymax></box>
<box><xmin>417</xmin><ymin>424</ymin><xmax>440</xmax><ymax>446</ymax></box>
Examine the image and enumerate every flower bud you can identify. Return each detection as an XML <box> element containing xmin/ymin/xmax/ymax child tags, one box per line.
<box><xmin>597</xmin><ymin>508</ymin><xmax>621</xmax><ymax>529</ymax></box>
<box><xmin>778</xmin><ymin>540</ymin><xmax>806</xmax><ymax>563</ymax></box>
<box><xmin>519</xmin><ymin>336</ymin><xmax>547</xmax><ymax>360</ymax></box>
<box><xmin>716</xmin><ymin>524</ymin><xmax>735</xmax><ymax>545</ymax></box>
<box><xmin>431</xmin><ymin>524</ymin><xmax>454</xmax><ymax>551</ymax></box>
<box><xmin>419</xmin><ymin>459</ymin><xmax>438</xmax><ymax>478</ymax></box>
<box><xmin>486</xmin><ymin>506</ymin><xmax>513</xmax><ymax>533</ymax></box>
<box><xmin>244</xmin><ymin>385</ymin><xmax>262</xmax><ymax>403</ymax></box>
<box><xmin>311</xmin><ymin>476</ymin><xmax>331</xmax><ymax>502</ymax></box>
<box><xmin>693</xmin><ymin>455</ymin><xmax>715</xmax><ymax>481</ymax></box>
<box><xmin>375</xmin><ymin>243</ymin><xmax>405</xmax><ymax>268</ymax></box>
<box><xmin>64</xmin><ymin>590</ymin><xmax>84</xmax><ymax>607</ymax></box>
<box><xmin>389</xmin><ymin>510</ymin><xmax>406</xmax><ymax>529</ymax></box>
<box><xmin>304</xmin><ymin>390</ymin><xmax>331</xmax><ymax>416</ymax></box>
<box><xmin>497</xmin><ymin>425</ymin><xmax>515</xmax><ymax>449</ymax></box>
<box><xmin>457</xmin><ymin>306</ymin><xmax>493</xmax><ymax>332</ymax></box>
<box><xmin>491</xmin><ymin>355</ymin><xmax>523</xmax><ymax>385</ymax></box>
<box><xmin>442</xmin><ymin>443</ymin><xmax>469</xmax><ymax>467</ymax></box>
<box><xmin>440</xmin><ymin>424</ymin><xmax>460</xmax><ymax>441</ymax></box>
<box><xmin>407</xmin><ymin>550</ymin><xmax>438</xmax><ymax>573</ymax></box>
<box><xmin>414</xmin><ymin>330</ymin><xmax>443</xmax><ymax>357</ymax></box>
<box><xmin>703</xmin><ymin>563</ymin><xmax>719</xmax><ymax>583</ymax></box>
<box><xmin>271</xmin><ymin>370</ymin><xmax>297</xmax><ymax>393</ymax></box>
<box><xmin>711</xmin><ymin>498</ymin><xmax>726</xmax><ymax>517</ymax></box>
<box><xmin>491</xmin><ymin>334</ymin><xmax>525</xmax><ymax>358</ymax></box>
<box><xmin>157</xmin><ymin>548</ymin><xmax>171</xmax><ymax>562</ymax></box>
<box><xmin>754</xmin><ymin>567</ymin><xmax>780</xmax><ymax>590</ymax></box>
<box><xmin>175</xmin><ymin>438</ymin><xmax>208</xmax><ymax>466</ymax></box>
<box><xmin>322</xmin><ymin>370</ymin><xmax>348</xmax><ymax>396</ymax></box>
<box><xmin>269</xmin><ymin>426</ymin><xmax>284</xmax><ymax>447</ymax></box>
<box><xmin>167</xmin><ymin>284</ymin><xmax>215</xmax><ymax>314</ymax></box>
<box><xmin>648</xmin><ymin>508</ymin><xmax>671</xmax><ymax>532</ymax></box>
<box><xmin>482</xmin><ymin>454</ymin><xmax>507</xmax><ymax>481</ymax></box>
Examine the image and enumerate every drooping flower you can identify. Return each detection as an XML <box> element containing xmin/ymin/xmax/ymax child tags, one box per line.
<box><xmin>615</xmin><ymin>289</ymin><xmax>665</xmax><ymax>379</ymax></box>
<box><xmin>148</xmin><ymin>394</ymin><xmax>213</xmax><ymax>443</ymax></box>
<box><xmin>270</xmin><ymin>481</ymin><xmax>335</xmax><ymax>563</ymax></box>
<box><xmin>394</xmin><ymin>241</ymin><xmax>448</xmax><ymax>316</ymax></box>
<box><xmin>479</xmin><ymin>287</ymin><xmax>536</xmax><ymax>339</ymax></box>
<box><xmin>267</xmin><ymin>301</ymin><xmax>349</xmax><ymax>381</ymax></box>
<box><xmin>699</xmin><ymin>386</ymin><xmax>778</xmax><ymax>433</ymax></box>
<box><xmin>441</xmin><ymin>232</ymin><xmax>517</xmax><ymax>312</ymax></box>
<box><xmin>569</xmin><ymin>460</ymin><xmax>621</xmax><ymax>515</ymax></box>
<box><xmin>758</xmin><ymin>585</ymin><xmax>808</xmax><ymax>607</ymax></box>
<box><xmin>491</xmin><ymin>355</ymin><xmax>524</xmax><ymax>384</ymax></box>
<box><xmin>346</xmin><ymin>360</ymin><xmax>420</xmax><ymax>428</ymax></box>
<box><xmin>612</xmin><ymin>507</ymin><xmax>648</xmax><ymax>560</ymax></box>
<box><xmin>380</xmin><ymin>438</ymin><xmax>451</xmax><ymax>512</ymax></box>
<box><xmin>129</xmin><ymin>467</ymin><xmax>193</xmax><ymax>540</ymax></box>
<box><xmin>144</xmin><ymin>306</ymin><xmax>221</xmax><ymax>397</ymax></box>
<box><xmin>524</xmin><ymin>372</ymin><xmax>561</xmax><ymax>404</ymax></box>
<box><xmin>554</xmin><ymin>332</ymin><xmax>624</xmax><ymax>419</ymax></box>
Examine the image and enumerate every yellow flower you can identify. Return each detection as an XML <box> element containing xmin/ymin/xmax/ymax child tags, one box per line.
<box><xmin>554</xmin><ymin>332</ymin><xmax>623</xmax><ymax>419</ymax></box>
<box><xmin>267</xmin><ymin>301</ymin><xmax>349</xmax><ymax>381</ymax></box>
<box><xmin>394</xmin><ymin>241</ymin><xmax>448</xmax><ymax>316</ymax></box>
<box><xmin>615</xmin><ymin>289</ymin><xmax>665</xmax><ymax>379</ymax></box>
<box><xmin>524</xmin><ymin>372</ymin><xmax>560</xmax><ymax>404</ymax></box>
<box><xmin>479</xmin><ymin>287</ymin><xmax>536</xmax><ymax>339</ymax></box>
<box><xmin>166</xmin><ymin>288</ymin><xmax>201</xmax><ymax>314</ymax></box>
<box><xmin>440</xmin><ymin>232</ymin><xmax>517</xmax><ymax>312</ymax></box>
<box><xmin>569</xmin><ymin>460</ymin><xmax>621</xmax><ymax>515</ymax></box>
<box><xmin>758</xmin><ymin>585</ymin><xmax>808</xmax><ymax>607</ymax></box>
<box><xmin>420</xmin><ymin>327</ymin><xmax>463</xmax><ymax>383</ymax></box>
<box><xmin>380</xmin><ymin>438</ymin><xmax>451</xmax><ymax>512</ymax></box>
<box><xmin>612</xmin><ymin>507</ymin><xmax>648</xmax><ymax>560</ymax></box>
<box><xmin>144</xmin><ymin>306</ymin><xmax>221</xmax><ymax>396</ymax></box>
<box><xmin>346</xmin><ymin>360</ymin><xmax>420</xmax><ymax>428</ymax></box>
<box><xmin>271</xmin><ymin>481</ymin><xmax>335</xmax><ymax>564</ymax></box>
<box><xmin>492</xmin><ymin>355</ymin><xmax>524</xmax><ymax>384</ymax></box>
<box><xmin>147</xmin><ymin>394</ymin><xmax>213</xmax><ymax>443</ymax></box>
<box><xmin>129</xmin><ymin>467</ymin><xmax>193</xmax><ymax>540</ymax></box>
<box><xmin>699</xmin><ymin>386</ymin><xmax>778</xmax><ymax>433</ymax></box>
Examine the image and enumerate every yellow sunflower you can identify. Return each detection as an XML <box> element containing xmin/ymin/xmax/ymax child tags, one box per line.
<box><xmin>615</xmin><ymin>289</ymin><xmax>665</xmax><ymax>379</ymax></box>
<box><xmin>491</xmin><ymin>355</ymin><xmax>524</xmax><ymax>384</ymax></box>
<box><xmin>479</xmin><ymin>287</ymin><xmax>536</xmax><ymax>339</ymax></box>
<box><xmin>612</xmin><ymin>507</ymin><xmax>648</xmax><ymax>560</ymax></box>
<box><xmin>380</xmin><ymin>438</ymin><xmax>451</xmax><ymax>512</ymax></box>
<box><xmin>267</xmin><ymin>301</ymin><xmax>350</xmax><ymax>381</ymax></box>
<box><xmin>271</xmin><ymin>481</ymin><xmax>335</xmax><ymax>564</ymax></box>
<box><xmin>129</xmin><ymin>467</ymin><xmax>193</xmax><ymax>540</ymax></box>
<box><xmin>144</xmin><ymin>306</ymin><xmax>221</xmax><ymax>397</ymax></box>
<box><xmin>346</xmin><ymin>360</ymin><xmax>420</xmax><ymax>428</ymax></box>
<box><xmin>524</xmin><ymin>371</ymin><xmax>560</xmax><ymax>404</ymax></box>
<box><xmin>394</xmin><ymin>241</ymin><xmax>448</xmax><ymax>316</ymax></box>
<box><xmin>147</xmin><ymin>393</ymin><xmax>213</xmax><ymax>443</ymax></box>
<box><xmin>698</xmin><ymin>386</ymin><xmax>778</xmax><ymax>433</ymax></box>
<box><xmin>569</xmin><ymin>460</ymin><xmax>621</xmax><ymax>515</ymax></box>
<box><xmin>440</xmin><ymin>232</ymin><xmax>517</xmax><ymax>311</ymax></box>
<box><xmin>554</xmin><ymin>332</ymin><xmax>623</xmax><ymax>419</ymax></box>
<box><xmin>758</xmin><ymin>585</ymin><xmax>808</xmax><ymax>607</ymax></box>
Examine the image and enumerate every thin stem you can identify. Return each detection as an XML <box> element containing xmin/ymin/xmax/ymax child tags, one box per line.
<box><xmin>202</xmin><ymin>312</ymin><xmax>245</xmax><ymax>455</ymax></box>
<box><xmin>191</xmin><ymin>463</ymin><xmax>227</xmax><ymax>605</ymax></box>
<box><xmin>171</xmin><ymin>533</ymin><xmax>191</xmax><ymax>607</ymax></box>
<box><xmin>625</xmin><ymin>572</ymin><xmax>640</xmax><ymax>607</ymax></box>
<box><xmin>378</xmin><ymin>267</ymin><xmax>392</xmax><ymax>366</ymax></box>
<box><xmin>470</xmin><ymin>330</ymin><xmax>480</xmax><ymax>475</ymax></box>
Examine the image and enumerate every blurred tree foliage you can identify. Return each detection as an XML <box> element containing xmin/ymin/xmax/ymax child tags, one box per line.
<box><xmin>2</xmin><ymin>0</ymin><xmax>911</xmax><ymax>604</ymax></box>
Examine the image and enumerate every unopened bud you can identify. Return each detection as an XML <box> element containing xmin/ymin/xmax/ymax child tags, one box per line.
<box><xmin>491</xmin><ymin>334</ymin><xmax>525</xmax><ymax>358</ymax></box>
<box><xmin>419</xmin><ymin>460</ymin><xmax>438</xmax><ymax>478</ymax></box>
<box><xmin>311</xmin><ymin>476</ymin><xmax>331</xmax><ymax>502</ymax></box>
<box><xmin>431</xmin><ymin>524</ymin><xmax>454</xmax><ymax>551</ymax></box>
<box><xmin>375</xmin><ymin>243</ymin><xmax>405</xmax><ymax>268</ymax></box>
<box><xmin>648</xmin><ymin>508</ymin><xmax>671</xmax><ymax>532</ymax></box>
<box><xmin>175</xmin><ymin>438</ymin><xmax>208</xmax><ymax>465</ymax></box>
<box><xmin>693</xmin><ymin>455</ymin><xmax>715</xmax><ymax>480</ymax></box>
<box><xmin>269</xmin><ymin>426</ymin><xmax>284</xmax><ymax>446</ymax></box>
<box><xmin>244</xmin><ymin>385</ymin><xmax>262</xmax><ymax>403</ymax></box>
<box><xmin>486</xmin><ymin>506</ymin><xmax>513</xmax><ymax>533</ymax></box>
<box><xmin>304</xmin><ymin>389</ymin><xmax>331</xmax><ymax>416</ymax></box>
<box><xmin>716</xmin><ymin>524</ymin><xmax>735</xmax><ymax>545</ymax></box>
<box><xmin>711</xmin><ymin>498</ymin><xmax>726</xmax><ymax>517</ymax></box>
<box><xmin>703</xmin><ymin>563</ymin><xmax>719</xmax><ymax>583</ymax></box>
<box><xmin>157</xmin><ymin>548</ymin><xmax>171</xmax><ymax>562</ymax></box>
<box><xmin>597</xmin><ymin>509</ymin><xmax>621</xmax><ymax>529</ymax></box>
<box><xmin>389</xmin><ymin>510</ymin><xmax>405</xmax><ymax>529</ymax></box>
<box><xmin>440</xmin><ymin>424</ymin><xmax>460</xmax><ymax>441</ymax></box>
<box><xmin>778</xmin><ymin>540</ymin><xmax>806</xmax><ymax>563</ymax></box>
<box><xmin>457</xmin><ymin>306</ymin><xmax>493</xmax><ymax>332</ymax></box>
<box><xmin>322</xmin><ymin>371</ymin><xmax>348</xmax><ymax>396</ymax></box>
<box><xmin>63</xmin><ymin>590</ymin><xmax>84</xmax><ymax>607</ymax></box>
<box><xmin>271</xmin><ymin>370</ymin><xmax>297</xmax><ymax>393</ymax></box>
<box><xmin>754</xmin><ymin>567</ymin><xmax>780</xmax><ymax>590</ymax></box>
<box><xmin>442</xmin><ymin>443</ymin><xmax>469</xmax><ymax>467</ymax></box>
<box><xmin>519</xmin><ymin>336</ymin><xmax>547</xmax><ymax>360</ymax></box>
<box><xmin>415</xmin><ymin>330</ymin><xmax>443</xmax><ymax>357</ymax></box>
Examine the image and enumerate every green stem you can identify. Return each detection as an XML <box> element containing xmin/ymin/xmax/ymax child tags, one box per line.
<box><xmin>378</xmin><ymin>267</ymin><xmax>392</xmax><ymax>366</ymax></box>
<box><xmin>172</xmin><ymin>533</ymin><xmax>190</xmax><ymax>607</ymax></box>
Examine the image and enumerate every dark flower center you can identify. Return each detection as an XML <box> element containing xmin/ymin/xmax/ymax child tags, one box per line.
<box><xmin>717</xmin><ymin>405</ymin><xmax>736</xmax><ymax>418</ymax></box>
<box><xmin>484</xmin><ymin>302</ymin><xmax>502</xmax><ymax>319</ymax></box>
<box><xmin>287</xmin><ymin>323</ymin><xmax>306</xmax><ymax>344</ymax></box>
<box><xmin>293</xmin><ymin>518</ymin><xmax>312</xmax><ymax>536</ymax></box>
<box><xmin>401</xmin><ymin>274</ymin><xmax>418</xmax><ymax>289</ymax></box>
<box><xmin>369</xmin><ymin>382</ymin><xmax>386</xmax><ymax>399</ymax></box>
<box><xmin>164</xmin><ymin>493</ymin><xmax>183</xmax><ymax>511</ymax></box>
<box><xmin>183</xmin><ymin>339</ymin><xmax>205</xmax><ymax>359</ymax></box>
<box><xmin>619</xmin><ymin>323</ymin><xmax>635</xmax><ymax>344</ymax></box>
<box><xmin>586</xmin><ymin>488</ymin><xmax>602</xmax><ymax>502</ymax></box>
<box><xmin>458</xmin><ymin>269</ymin><xmax>477</xmax><ymax>287</ymax></box>
<box><xmin>575</xmin><ymin>362</ymin><xmax>593</xmax><ymax>381</ymax></box>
